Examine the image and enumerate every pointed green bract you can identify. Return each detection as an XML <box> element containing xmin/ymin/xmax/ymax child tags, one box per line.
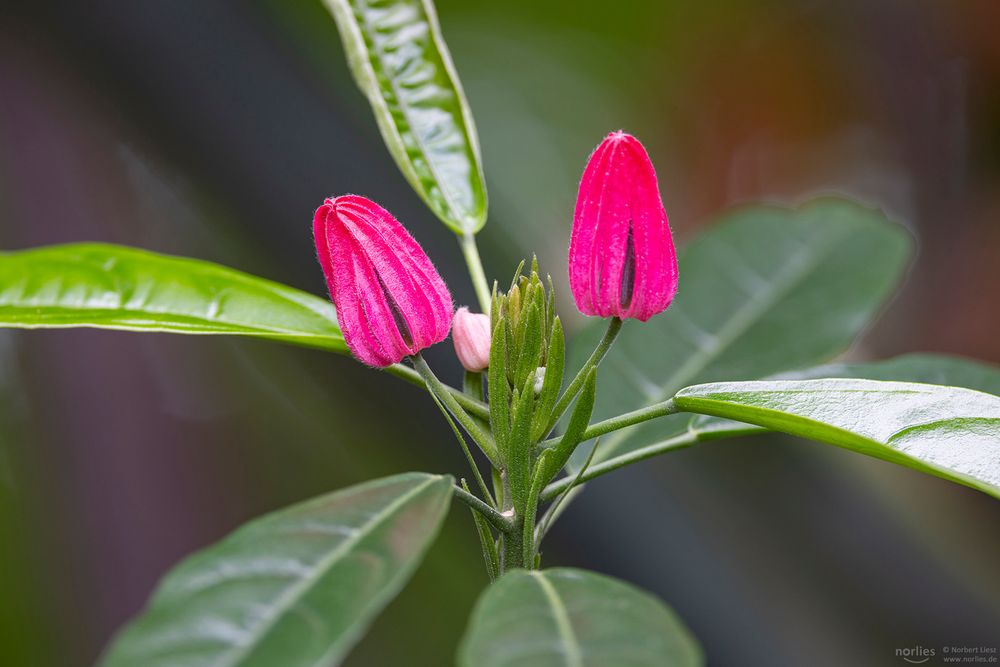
<box><xmin>532</xmin><ymin>316</ymin><xmax>565</xmax><ymax>442</ymax></box>
<box><xmin>544</xmin><ymin>367</ymin><xmax>596</xmax><ymax>483</ymax></box>
<box><xmin>0</xmin><ymin>243</ymin><xmax>347</xmax><ymax>353</ymax></box>
<box><xmin>99</xmin><ymin>473</ymin><xmax>453</xmax><ymax>667</ymax></box>
<box><xmin>458</xmin><ymin>568</ymin><xmax>703</xmax><ymax>667</ymax></box>
<box><xmin>488</xmin><ymin>318</ymin><xmax>511</xmax><ymax>460</ymax></box>
<box><xmin>321</xmin><ymin>0</ymin><xmax>487</xmax><ymax>233</ymax></box>
<box><xmin>508</xmin><ymin>373</ymin><xmax>536</xmax><ymax>518</ymax></box>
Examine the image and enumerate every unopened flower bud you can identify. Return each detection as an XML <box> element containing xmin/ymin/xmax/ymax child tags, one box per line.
<box><xmin>568</xmin><ymin>131</ymin><xmax>679</xmax><ymax>321</ymax></box>
<box><xmin>314</xmin><ymin>195</ymin><xmax>453</xmax><ymax>367</ymax></box>
<box><xmin>533</xmin><ymin>366</ymin><xmax>546</xmax><ymax>394</ymax></box>
<box><xmin>452</xmin><ymin>307</ymin><xmax>491</xmax><ymax>371</ymax></box>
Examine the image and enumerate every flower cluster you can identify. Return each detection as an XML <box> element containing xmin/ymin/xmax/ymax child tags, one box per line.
<box><xmin>313</xmin><ymin>131</ymin><xmax>678</xmax><ymax>366</ymax></box>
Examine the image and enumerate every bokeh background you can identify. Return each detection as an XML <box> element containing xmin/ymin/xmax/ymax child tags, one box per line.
<box><xmin>2</xmin><ymin>1</ymin><xmax>999</xmax><ymax>665</ymax></box>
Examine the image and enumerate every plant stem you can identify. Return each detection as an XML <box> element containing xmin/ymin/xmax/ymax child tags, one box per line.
<box><xmin>460</xmin><ymin>233</ymin><xmax>492</xmax><ymax>314</ymax></box>
<box><xmin>453</xmin><ymin>485</ymin><xmax>513</xmax><ymax>533</ymax></box>
<box><xmin>412</xmin><ymin>354</ymin><xmax>499</xmax><ymax>465</ymax></box>
<box><xmin>545</xmin><ymin>317</ymin><xmax>622</xmax><ymax>434</ymax></box>
<box><xmin>540</xmin><ymin>431</ymin><xmax>698</xmax><ymax>501</ymax></box>
<box><xmin>428</xmin><ymin>391</ymin><xmax>495</xmax><ymax>506</ymax></box>
<box><xmin>538</xmin><ymin>399</ymin><xmax>678</xmax><ymax>451</ymax></box>
<box><xmin>385</xmin><ymin>363</ymin><xmax>490</xmax><ymax>420</ymax></box>
<box><xmin>501</xmin><ymin>520</ymin><xmax>524</xmax><ymax>571</ymax></box>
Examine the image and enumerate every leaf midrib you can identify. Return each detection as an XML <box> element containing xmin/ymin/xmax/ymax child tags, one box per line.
<box><xmin>530</xmin><ymin>572</ymin><xmax>583</xmax><ymax>667</ymax></box>
<box><xmin>213</xmin><ymin>475</ymin><xmax>441</xmax><ymax>667</ymax></box>
<box><xmin>600</xmin><ymin>222</ymin><xmax>853</xmax><ymax>458</ymax></box>
<box><xmin>350</xmin><ymin>0</ymin><xmax>472</xmax><ymax>227</ymax></box>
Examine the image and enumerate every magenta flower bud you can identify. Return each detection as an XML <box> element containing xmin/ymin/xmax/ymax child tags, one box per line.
<box><xmin>314</xmin><ymin>195</ymin><xmax>453</xmax><ymax>367</ymax></box>
<box><xmin>452</xmin><ymin>307</ymin><xmax>491</xmax><ymax>371</ymax></box>
<box><xmin>567</xmin><ymin>131</ymin><xmax>679</xmax><ymax>322</ymax></box>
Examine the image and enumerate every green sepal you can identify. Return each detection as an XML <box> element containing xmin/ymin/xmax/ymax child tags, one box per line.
<box><xmin>507</xmin><ymin>284</ymin><xmax>522</xmax><ymax>332</ymax></box>
<box><xmin>531</xmin><ymin>316</ymin><xmax>565</xmax><ymax>443</ymax></box>
<box><xmin>508</xmin><ymin>259</ymin><xmax>526</xmax><ymax>293</ymax></box>
<box><xmin>488</xmin><ymin>318</ymin><xmax>511</xmax><ymax>462</ymax></box>
<box><xmin>462</xmin><ymin>479</ymin><xmax>500</xmax><ymax>581</ymax></box>
<box><xmin>543</xmin><ymin>367</ymin><xmax>597</xmax><ymax>482</ymax></box>
<box><xmin>513</xmin><ymin>301</ymin><xmax>544</xmax><ymax>391</ymax></box>
<box><xmin>522</xmin><ymin>448</ymin><xmax>551</xmax><ymax>567</ymax></box>
<box><xmin>508</xmin><ymin>372</ymin><xmax>536</xmax><ymax>519</ymax></box>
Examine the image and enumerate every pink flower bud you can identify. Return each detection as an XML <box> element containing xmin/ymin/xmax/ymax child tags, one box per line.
<box><xmin>567</xmin><ymin>131</ymin><xmax>679</xmax><ymax>322</ymax></box>
<box><xmin>314</xmin><ymin>195</ymin><xmax>453</xmax><ymax>367</ymax></box>
<box><xmin>451</xmin><ymin>307</ymin><xmax>491</xmax><ymax>371</ymax></box>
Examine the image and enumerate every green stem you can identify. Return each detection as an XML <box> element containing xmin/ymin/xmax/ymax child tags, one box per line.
<box><xmin>540</xmin><ymin>431</ymin><xmax>698</xmax><ymax>501</ymax></box>
<box><xmin>412</xmin><ymin>354</ymin><xmax>499</xmax><ymax>465</ymax></box>
<box><xmin>460</xmin><ymin>233</ymin><xmax>492</xmax><ymax>314</ymax></box>
<box><xmin>501</xmin><ymin>520</ymin><xmax>524</xmax><ymax>571</ymax></box>
<box><xmin>428</xmin><ymin>391</ymin><xmax>495</xmax><ymax>507</ymax></box>
<box><xmin>453</xmin><ymin>485</ymin><xmax>513</xmax><ymax>533</ymax></box>
<box><xmin>545</xmin><ymin>317</ymin><xmax>622</xmax><ymax>434</ymax></box>
<box><xmin>385</xmin><ymin>363</ymin><xmax>490</xmax><ymax>421</ymax></box>
<box><xmin>539</xmin><ymin>399</ymin><xmax>678</xmax><ymax>451</ymax></box>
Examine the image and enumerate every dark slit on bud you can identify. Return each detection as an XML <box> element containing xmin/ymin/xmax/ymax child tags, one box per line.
<box><xmin>375</xmin><ymin>272</ymin><xmax>414</xmax><ymax>347</ymax></box>
<box><xmin>619</xmin><ymin>218</ymin><xmax>636</xmax><ymax>309</ymax></box>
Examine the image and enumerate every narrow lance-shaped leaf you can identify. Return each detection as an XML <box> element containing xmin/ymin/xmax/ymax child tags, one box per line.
<box><xmin>458</xmin><ymin>568</ymin><xmax>704</xmax><ymax>667</ymax></box>
<box><xmin>514</xmin><ymin>298</ymin><xmax>544</xmax><ymax>391</ymax></box>
<box><xmin>322</xmin><ymin>0</ymin><xmax>487</xmax><ymax>233</ymax></box>
<box><xmin>522</xmin><ymin>449</ymin><xmax>552</xmax><ymax>566</ymax></box>
<box><xmin>99</xmin><ymin>473</ymin><xmax>453</xmax><ymax>667</ymax></box>
<box><xmin>0</xmin><ymin>244</ymin><xmax>346</xmax><ymax>353</ymax></box>
<box><xmin>543</xmin><ymin>367</ymin><xmax>596</xmax><ymax>483</ymax></box>
<box><xmin>508</xmin><ymin>373</ymin><xmax>536</xmax><ymax>518</ymax></box>
<box><xmin>675</xmin><ymin>379</ymin><xmax>1000</xmax><ymax>500</ymax></box>
<box><xmin>569</xmin><ymin>198</ymin><xmax>912</xmax><ymax>470</ymax></box>
<box><xmin>531</xmin><ymin>316</ymin><xmax>565</xmax><ymax>442</ymax></box>
<box><xmin>488</xmin><ymin>318</ymin><xmax>511</xmax><ymax>460</ymax></box>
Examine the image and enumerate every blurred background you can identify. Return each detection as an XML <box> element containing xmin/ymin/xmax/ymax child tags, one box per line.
<box><xmin>1</xmin><ymin>0</ymin><xmax>999</xmax><ymax>665</ymax></box>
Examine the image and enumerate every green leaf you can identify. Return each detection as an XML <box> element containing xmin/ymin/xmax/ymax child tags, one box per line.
<box><xmin>322</xmin><ymin>0</ymin><xmax>487</xmax><ymax>233</ymax></box>
<box><xmin>457</xmin><ymin>568</ymin><xmax>703</xmax><ymax>667</ymax></box>
<box><xmin>0</xmin><ymin>244</ymin><xmax>347</xmax><ymax>353</ymax></box>
<box><xmin>544</xmin><ymin>367</ymin><xmax>596</xmax><ymax>482</ymax></box>
<box><xmin>674</xmin><ymin>379</ymin><xmax>1000</xmax><ymax>500</ymax></box>
<box><xmin>690</xmin><ymin>353</ymin><xmax>1000</xmax><ymax>439</ymax></box>
<box><xmin>508</xmin><ymin>373</ymin><xmax>536</xmax><ymax>519</ymax></box>
<box><xmin>779</xmin><ymin>353</ymin><xmax>1000</xmax><ymax>394</ymax></box>
<box><xmin>489</xmin><ymin>318</ymin><xmax>511</xmax><ymax>458</ymax></box>
<box><xmin>571</xmin><ymin>198</ymin><xmax>912</xmax><ymax>469</ymax></box>
<box><xmin>531</xmin><ymin>316</ymin><xmax>565</xmax><ymax>442</ymax></box>
<box><xmin>99</xmin><ymin>473</ymin><xmax>453</xmax><ymax>667</ymax></box>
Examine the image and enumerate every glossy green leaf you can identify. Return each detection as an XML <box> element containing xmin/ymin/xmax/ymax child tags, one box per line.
<box><xmin>0</xmin><ymin>244</ymin><xmax>347</xmax><ymax>353</ymax></box>
<box><xmin>99</xmin><ymin>472</ymin><xmax>453</xmax><ymax>667</ymax></box>
<box><xmin>779</xmin><ymin>353</ymin><xmax>1000</xmax><ymax>393</ymax></box>
<box><xmin>323</xmin><ymin>0</ymin><xmax>487</xmax><ymax>233</ymax></box>
<box><xmin>570</xmin><ymin>198</ymin><xmax>912</xmax><ymax>469</ymax></box>
<box><xmin>690</xmin><ymin>353</ymin><xmax>1000</xmax><ymax>439</ymax></box>
<box><xmin>675</xmin><ymin>379</ymin><xmax>1000</xmax><ymax>500</ymax></box>
<box><xmin>458</xmin><ymin>567</ymin><xmax>703</xmax><ymax>667</ymax></box>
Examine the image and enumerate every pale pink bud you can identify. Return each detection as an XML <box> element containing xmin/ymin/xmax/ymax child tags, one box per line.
<box><xmin>568</xmin><ymin>131</ymin><xmax>679</xmax><ymax>321</ymax></box>
<box><xmin>313</xmin><ymin>195</ymin><xmax>453</xmax><ymax>367</ymax></box>
<box><xmin>451</xmin><ymin>307</ymin><xmax>491</xmax><ymax>371</ymax></box>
